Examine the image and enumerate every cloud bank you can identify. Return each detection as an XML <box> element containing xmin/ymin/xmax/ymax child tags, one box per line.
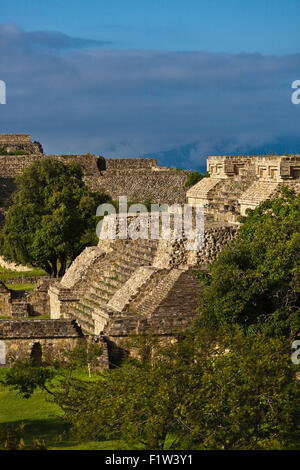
<box><xmin>0</xmin><ymin>23</ymin><xmax>299</xmax><ymax>170</ymax></box>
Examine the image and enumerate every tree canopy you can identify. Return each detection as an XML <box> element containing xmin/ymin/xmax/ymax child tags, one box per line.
<box><xmin>0</xmin><ymin>158</ymin><xmax>110</xmax><ymax>276</ymax></box>
<box><xmin>2</xmin><ymin>183</ymin><xmax>300</xmax><ymax>450</ymax></box>
<box><xmin>197</xmin><ymin>187</ymin><xmax>300</xmax><ymax>338</ymax></box>
<box><xmin>4</xmin><ymin>330</ymin><xmax>300</xmax><ymax>450</ymax></box>
<box><xmin>184</xmin><ymin>171</ymin><xmax>209</xmax><ymax>188</ymax></box>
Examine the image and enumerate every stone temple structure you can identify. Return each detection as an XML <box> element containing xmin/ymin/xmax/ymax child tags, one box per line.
<box><xmin>49</xmin><ymin>221</ymin><xmax>237</xmax><ymax>364</ymax></box>
<box><xmin>0</xmin><ymin>134</ymin><xmax>190</xmax><ymax>209</ymax></box>
<box><xmin>0</xmin><ymin>134</ymin><xmax>43</xmax><ymax>154</ymax></box>
<box><xmin>0</xmin><ymin>134</ymin><xmax>299</xmax><ymax>367</ymax></box>
<box><xmin>48</xmin><ymin>154</ymin><xmax>300</xmax><ymax>365</ymax></box>
<box><xmin>187</xmin><ymin>154</ymin><xmax>300</xmax><ymax>222</ymax></box>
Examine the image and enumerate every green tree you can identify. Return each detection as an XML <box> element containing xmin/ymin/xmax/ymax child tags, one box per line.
<box><xmin>0</xmin><ymin>159</ymin><xmax>110</xmax><ymax>276</ymax></box>
<box><xmin>3</xmin><ymin>342</ymin><xmax>103</xmax><ymax>401</ymax></box>
<box><xmin>4</xmin><ymin>330</ymin><xmax>300</xmax><ymax>450</ymax></box>
<box><xmin>197</xmin><ymin>187</ymin><xmax>300</xmax><ymax>338</ymax></box>
<box><xmin>63</xmin><ymin>353</ymin><xmax>185</xmax><ymax>449</ymax></box>
<box><xmin>185</xmin><ymin>171</ymin><xmax>209</xmax><ymax>188</ymax></box>
<box><xmin>175</xmin><ymin>328</ymin><xmax>300</xmax><ymax>450</ymax></box>
<box><xmin>68</xmin><ymin>330</ymin><xmax>299</xmax><ymax>450</ymax></box>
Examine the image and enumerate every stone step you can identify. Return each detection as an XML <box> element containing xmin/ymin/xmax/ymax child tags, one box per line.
<box><xmin>136</xmin><ymin>270</ymin><xmax>182</xmax><ymax>317</ymax></box>
<box><xmin>69</xmin><ymin>308</ymin><xmax>94</xmax><ymax>334</ymax></box>
<box><xmin>80</xmin><ymin>297</ymin><xmax>106</xmax><ymax>312</ymax></box>
<box><xmin>86</xmin><ymin>295</ymin><xmax>113</xmax><ymax>312</ymax></box>
<box><xmin>128</xmin><ymin>245</ymin><xmax>157</xmax><ymax>257</ymax></box>
<box><xmin>92</xmin><ymin>281</ymin><xmax>116</xmax><ymax>294</ymax></box>
<box><xmin>94</xmin><ymin>304</ymin><xmax>115</xmax><ymax>317</ymax></box>
<box><xmin>100</xmin><ymin>275</ymin><xmax>122</xmax><ymax>287</ymax></box>
<box><xmin>78</xmin><ymin>301</ymin><xmax>94</xmax><ymax>314</ymax></box>
<box><xmin>68</xmin><ymin>240</ymin><xmax>158</xmax><ymax>336</ymax></box>
<box><xmin>113</xmin><ymin>262</ymin><xmax>137</xmax><ymax>276</ymax></box>
<box><xmin>88</xmin><ymin>291</ymin><xmax>110</xmax><ymax>304</ymax></box>
<box><xmin>116</xmin><ymin>256</ymin><xmax>142</xmax><ymax>268</ymax></box>
<box><xmin>72</xmin><ymin>305</ymin><xmax>94</xmax><ymax>322</ymax></box>
<box><xmin>89</xmin><ymin>287</ymin><xmax>117</xmax><ymax>305</ymax></box>
<box><xmin>119</xmin><ymin>252</ymin><xmax>153</xmax><ymax>266</ymax></box>
<box><xmin>109</xmin><ymin>269</ymin><xmax>131</xmax><ymax>283</ymax></box>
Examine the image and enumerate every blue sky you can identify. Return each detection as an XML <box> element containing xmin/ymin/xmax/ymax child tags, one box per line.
<box><xmin>2</xmin><ymin>0</ymin><xmax>300</xmax><ymax>53</ymax></box>
<box><xmin>0</xmin><ymin>0</ymin><xmax>300</xmax><ymax>170</ymax></box>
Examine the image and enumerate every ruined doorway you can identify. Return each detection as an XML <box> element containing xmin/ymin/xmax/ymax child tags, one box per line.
<box><xmin>30</xmin><ymin>342</ymin><xmax>42</xmax><ymax>365</ymax></box>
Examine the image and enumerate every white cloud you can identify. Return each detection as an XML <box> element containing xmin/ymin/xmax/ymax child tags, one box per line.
<box><xmin>0</xmin><ymin>23</ymin><xmax>299</xmax><ymax>168</ymax></box>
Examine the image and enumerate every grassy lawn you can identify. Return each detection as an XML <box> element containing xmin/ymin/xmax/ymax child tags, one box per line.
<box><xmin>0</xmin><ymin>266</ymin><xmax>47</xmax><ymax>281</ymax></box>
<box><xmin>28</xmin><ymin>315</ymin><xmax>50</xmax><ymax>320</ymax></box>
<box><xmin>0</xmin><ymin>369</ymin><xmax>137</xmax><ymax>450</ymax></box>
<box><xmin>5</xmin><ymin>283</ymin><xmax>35</xmax><ymax>291</ymax></box>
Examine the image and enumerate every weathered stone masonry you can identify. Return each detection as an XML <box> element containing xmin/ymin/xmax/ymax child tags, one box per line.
<box><xmin>1</xmin><ymin>135</ymin><xmax>300</xmax><ymax>367</ymax></box>
<box><xmin>0</xmin><ymin>278</ymin><xmax>55</xmax><ymax>319</ymax></box>
<box><xmin>48</xmin><ymin>218</ymin><xmax>238</xmax><ymax>365</ymax></box>
<box><xmin>0</xmin><ymin>134</ymin><xmax>43</xmax><ymax>154</ymax></box>
<box><xmin>49</xmin><ymin>153</ymin><xmax>299</xmax><ymax>366</ymax></box>
<box><xmin>0</xmin><ymin>319</ymin><xmax>109</xmax><ymax>368</ymax></box>
<box><xmin>0</xmin><ymin>134</ymin><xmax>190</xmax><ymax>206</ymax></box>
<box><xmin>0</xmin><ymin>319</ymin><xmax>82</xmax><ymax>366</ymax></box>
<box><xmin>187</xmin><ymin>154</ymin><xmax>300</xmax><ymax>222</ymax></box>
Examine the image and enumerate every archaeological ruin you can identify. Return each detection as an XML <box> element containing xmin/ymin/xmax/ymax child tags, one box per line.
<box><xmin>0</xmin><ymin>134</ymin><xmax>299</xmax><ymax>367</ymax></box>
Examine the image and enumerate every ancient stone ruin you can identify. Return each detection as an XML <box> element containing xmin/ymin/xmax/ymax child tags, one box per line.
<box><xmin>48</xmin><ymin>220</ymin><xmax>237</xmax><ymax>364</ymax></box>
<box><xmin>0</xmin><ymin>134</ymin><xmax>299</xmax><ymax>367</ymax></box>
<box><xmin>0</xmin><ymin>134</ymin><xmax>189</xmax><ymax>207</ymax></box>
<box><xmin>187</xmin><ymin>154</ymin><xmax>300</xmax><ymax>222</ymax></box>
<box><xmin>0</xmin><ymin>134</ymin><xmax>43</xmax><ymax>154</ymax></box>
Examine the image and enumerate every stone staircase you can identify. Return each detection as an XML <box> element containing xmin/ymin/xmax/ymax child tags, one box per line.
<box><xmin>205</xmin><ymin>177</ymin><xmax>254</xmax><ymax>221</ymax></box>
<box><xmin>135</xmin><ymin>269</ymin><xmax>183</xmax><ymax>318</ymax></box>
<box><xmin>104</xmin><ymin>266</ymin><xmax>202</xmax><ymax>337</ymax></box>
<box><xmin>67</xmin><ymin>239</ymin><xmax>158</xmax><ymax>334</ymax></box>
<box><xmin>238</xmin><ymin>181</ymin><xmax>279</xmax><ymax>206</ymax></box>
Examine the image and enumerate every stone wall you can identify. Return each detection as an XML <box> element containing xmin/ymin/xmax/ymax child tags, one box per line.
<box><xmin>0</xmin><ymin>283</ymin><xmax>12</xmax><ymax>317</ymax></box>
<box><xmin>0</xmin><ymin>319</ymin><xmax>83</xmax><ymax>365</ymax></box>
<box><xmin>0</xmin><ymin>283</ymin><xmax>30</xmax><ymax>318</ymax></box>
<box><xmin>27</xmin><ymin>278</ymin><xmax>54</xmax><ymax>317</ymax></box>
<box><xmin>89</xmin><ymin>169</ymin><xmax>189</xmax><ymax>204</ymax></box>
<box><xmin>0</xmin><ymin>278</ymin><xmax>57</xmax><ymax>318</ymax></box>
<box><xmin>151</xmin><ymin>220</ymin><xmax>237</xmax><ymax>268</ymax></box>
<box><xmin>0</xmin><ymin>255</ymin><xmax>32</xmax><ymax>272</ymax></box>
<box><xmin>187</xmin><ymin>155</ymin><xmax>300</xmax><ymax>223</ymax></box>
<box><xmin>1</xmin><ymin>275</ymin><xmax>52</xmax><ymax>285</ymax></box>
<box><xmin>206</xmin><ymin>154</ymin><xmax>300</xmax><ymax>182</ymax></box>
<box><xmin>100</xmin><ymin>158</ymin><xmax>157</xmax><ymax>170</ymax></box>
<box><xmin>0</xmin><ymin>135</ymin><xmax>191</xmax><ymax>205</ymax></box>
<box><xmin>0</xmin><ymin>319</ymin><xmax>109</xmax><ymax>368</ymax></box>
<box><xmin>0</xmin><ymin>153</ymin><xmax>99</xmax><ymax>179</ymax></box>
<box><xmin>0</xmin><ymin>318</ymin><xmax>79</xmax><ymax>338</ymax></box>
<box><xmin>0</xmin><ymin>156</ymin><xmax>189</xmax><ymax>205</ymax></box>
<box><xmin>0</xmin><ymin>135</ymin><xmax>32</xmax><ymax>144</ymax></box>
<box><xmin>49</xmin><ymin>284</ymin><xmax>80</xmax><ymax>320</ymax></box>
<box><xmin>0</xmin><ymin>135</ymin><xmax>42</xmax><ymax>154</ymax></box>
<box><xmin>2</xmin><ymin>337</ymin><xmax>79</xmax><ymax>365</ymax></box>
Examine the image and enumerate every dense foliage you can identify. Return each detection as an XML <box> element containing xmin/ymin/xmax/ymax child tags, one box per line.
<box><xmin>0</xmin><ymin>159</ymin><xmax>110</xmax><ymax>276</ymax></box>
<box><xmin>4</xmin><ymin>330</ymin><xmax>300</xmax><ymax>450</ymax></box>
<box><xmin>197</xmin><ymin>187</ymin><xmax>300</xmax><ymax>338</ymax></box>
<box><xmin>184</xmin><ymin>171</ymin><xmax>209</xmax><ymax>188</ymax></box>
<box><xmin>2</xmin><ymin>185</ymin><xmax>300</xmax><ymax>450</ymax></box>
